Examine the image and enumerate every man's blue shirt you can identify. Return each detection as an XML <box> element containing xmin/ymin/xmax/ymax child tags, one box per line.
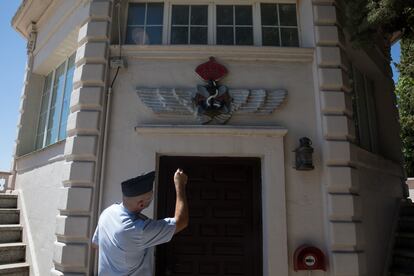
<box><xmin>92</xmin><ymin>203</ymin><xmax>176</xmax><ymax>276</ymax></box>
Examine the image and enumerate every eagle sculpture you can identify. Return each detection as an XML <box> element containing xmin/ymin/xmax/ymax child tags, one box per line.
<box><xmin>136</xmin><ymin>57</ymin><xmax>288</xmax><ymax>124</ymax></box>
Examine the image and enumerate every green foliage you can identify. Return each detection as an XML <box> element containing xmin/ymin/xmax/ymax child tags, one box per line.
<box><xmin>397</xmin><ymin>38</ymin><xmax>414</xmax><ymax>78</ymax></box>
<box><xmin>346</xmin><ymin>0</ymin><xmax>414</xmax><ymax>45</ymax></box>
<box><xmin>396</xmin><ymin>38</ymin><xmax>414</xmax><ymax>177</ymax></box>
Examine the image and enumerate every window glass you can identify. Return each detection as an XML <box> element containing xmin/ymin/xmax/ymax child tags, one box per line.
<box><xmin>171</xmin><ymin>5</ymin><xmax>208</xmax><ymax>45</ymax></box>
<box><xmin>127</xmin><ymin>3</ymin><xmax>145</xmax><ymax>25</ymax></box>
<box><xmin>217</xmin><ymin>27</ymin><xmax>233</xmax><ymax>45</ymax></box>
<box><xmin>217</xmin><ymin>5</ymin><xmax>253</xmax><ymax>45</ymax></box>
<box><xmin>261</xmin><ymin>4</ymin><xmax>278</xmax><ymax>26</ymax></box>
<box><xmin>279</xmin><ymin>4</ymin><xmax>297</xmax><ymax>26</ymax></box>
<box><xmin>126</xmin><ymin>3</ymin><xmax>164</xmax><ymax>45</ymax></box>
<box><xmin>59</xmin><ymin>54</ymin><xmax>75</xmax><ymax>140</ymax></box>
<box><xmin>147</xmin><ymin>3</ymin><xmax>164</xmax><ymax>24</ymax></box>
<box><xmin>191</xmin><ymin>5</ymin><xmax>208</xmax><ymax>25</ymax></box>
<box><xmin>236</xmin><ymin>27</ymin><xmax>253</xmax><ymax>45</ymax></box>
<box><xmin>36</xmin><ymin>54</ymin><xmax>75</xmax><ymax>149</ymax></box>
<box><xmin>171</xmin><ymin>27</ymin><xmax>188</xmax><ymax>44</ymax></box>
<box><xmin>171</xmin><ymin>5</ymin><xmax>189</xmax><ymax>25</ymax></box>
<box><xmin>36</xmin><ymin>73</ymin><xmax>53</xmax><ymax>149</ymax></box>
<box><xmin>191</xmin><ymin>27</ymin><xmax>208</xmax><ymax>44</ymax></box>
<box><xmin>260</xmin><ymin>3</ymin><xmax>298</xmax><ymax>47</ymax></box>
<box><xmin>46</xmin><ymin>62</ymin><xmax>66</xmax><ymax>145</ymax></box>
<box><xmin>235</xmin><ymin>6</ymin><xmax>252</xmax><ymax>25</ymax></box>
<box><xmin>280</xmin><ymin>28</ymin><xmax>299</xmax><ymax>46</ymax></box>
<box><xmin>124</xmin><ymin>2</ymin><xmax>300</xmax><ymax>47</ymax></box>
<box><xmin>351</xmin><ymin>66</ymin><xmax>379</xmax><ymax>153</ymax></box>
<box><xmin>217</xmin><ymin>5</ymin><xmax>233</xmax><ymax>25</ymax></box>
<box><xmin>262</xmin><ymin>27</ymin><xmax>280</xmax><ymax>46</ymax></box>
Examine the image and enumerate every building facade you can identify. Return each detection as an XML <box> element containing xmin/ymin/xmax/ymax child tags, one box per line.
<box><xmin>8</xmin><ymin>0</ymin><xmax>405</xmax><ymax>275</ymax></box>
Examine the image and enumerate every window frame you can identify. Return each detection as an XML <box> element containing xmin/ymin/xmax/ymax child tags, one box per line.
<box><xmin>35</xmin><ymin>53</ymin><xmax>76</xmax><ymax>150</ymax></box>
<box><xmin>216</xmin><ymin>4</ymin><xmax>255</xmax><ymax>45</ymax></box>
<box><xmin>170</xmin><ymin>4</ymin><xmax>210</xmax><ymax>45</ymax></box>
<box><xmin>126</xmin><ymin>2</ymin><xmax>165</xmax><ymax>45</ymax></box>
<box><xmin>351</xmin><ymin>65</ymin><xmax>379</xmax><ymax>154</ymax></box>
<box><xmin>125</xmin><ymin>0</ymin><xmax>301</xmax><ymax>47</ymax></box>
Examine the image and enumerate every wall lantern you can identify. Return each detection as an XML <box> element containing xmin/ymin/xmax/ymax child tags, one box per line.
<box><xmin>294</xmin><ymin>137</ymin><xmax>314</xmax><ymax>170</ymax></box>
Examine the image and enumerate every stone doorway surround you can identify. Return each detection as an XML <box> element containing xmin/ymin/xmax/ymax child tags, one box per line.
<box><xmin>134</xmin><ymin>124</ymin><xmax>288</xmax><ymax>276</ymax></box>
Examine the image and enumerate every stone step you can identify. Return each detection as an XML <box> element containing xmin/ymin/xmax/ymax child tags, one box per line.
<box><xmin>393</xmin><ymin>252</ymin><xmax>414</xmax><ymax>272</ymax></box>
<box><xmin>394</xmin><ymin>249</ymin><xmax>414</xmax><ymax>260</ymax></box>
<box><xmin>389</xmin><ymin>268</ymin><xmax>414</xmax><ymax>276</ymax></box>
<box><xmin>0</xmin><ymin>243</ymin><xmax>26</xmax><ymax>265</ymax></box>
<box><xmin>0</xmin><ymin>195</ymin><xmax>17</xmax><ymax>209</ymax></box>
<box><xmin>399</xmin><ymin>217</ymin><xmax>414</xmax><ymax>233</ymax></box>
<box><xmin>400</xmin><ymin>205</ymin><xmax>414</xmax><ymax>217</ymax></box>
<box><xmin>0</xmin><ymin>262</ymin><xmax>29</xmax><ymax>276</ymax></box>
<box><xmin>0</xmin><ymin>210</ymin><xmax>19</xmax><ymax>225</ymax></box>
<box><xmin>0</xmin><ymin>225</ymin><xmax>22</xmax><ymax>244</ymax></box>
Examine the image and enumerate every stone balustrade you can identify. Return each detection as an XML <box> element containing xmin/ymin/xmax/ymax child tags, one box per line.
<box><xmin>0</xmin><ymin>172</ymin><xmax>11</xmax><ymax>192</ymax></box>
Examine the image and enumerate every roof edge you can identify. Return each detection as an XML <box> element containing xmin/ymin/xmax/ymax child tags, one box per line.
<box><xmin>11</xmin><ymin>0</ymin><xmax>31</xmax><ymax>38</ymax></box>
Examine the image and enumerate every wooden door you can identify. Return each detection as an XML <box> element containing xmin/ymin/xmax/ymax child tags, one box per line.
<box><xmin>156</xmin><ymin>156</ymin><xmax>262</xmax><ymax>276</ymax></box>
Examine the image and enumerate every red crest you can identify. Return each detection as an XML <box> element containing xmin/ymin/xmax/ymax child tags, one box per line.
<box><xmin>195</xmin><ymin>57</ymin><xmax>228</xmax><ymax>81</ymax></box>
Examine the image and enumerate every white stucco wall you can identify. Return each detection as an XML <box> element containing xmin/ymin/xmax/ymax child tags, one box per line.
<box><xmin>32</xmin><ymin>0</ymin><xmax>88</xmax><ymax>75</ymax></box>
<box><xmin>343</xmin><ymin>34</ymin><xmax>404</xmax><ymax>275</ymax></box>
<box><xmin>11</xmin><ymin>0</ymin><xmax>406</xmax><ymax>274</ymax></box>
<box><xmin>355</xmin><ymin>147</ymin><xmax>403</xmax><ymax>275</ymax></box>
<box><xmin>15</xmin><ymin>142</ymin><xmax>66</xmax><ymax>276</ymax></box>
<box><xmin>101</xmin><ymin>48</ymin><xmax>327</xmax><ymax>275</ymax></box>
<box><xmin>12</xmin><ymin>2</ymin><xmax>91</xmax><ymax>275</ymax></box>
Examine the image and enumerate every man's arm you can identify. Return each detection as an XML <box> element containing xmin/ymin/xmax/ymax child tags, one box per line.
<box><xmin>174</xmin><ymin>169</ymin><xmax>189</xmax><ymax>234</ymax></box>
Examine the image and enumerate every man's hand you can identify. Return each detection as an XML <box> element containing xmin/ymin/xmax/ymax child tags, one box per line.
<box><xmin>174</xmin><ymin>169</ymin><xmax>188</xmax><ymax>189</ymax></box>
<box><xmin>173</xmin><ymin>168</ymin><xmax>189</xmax><ymax>234</ymax></box>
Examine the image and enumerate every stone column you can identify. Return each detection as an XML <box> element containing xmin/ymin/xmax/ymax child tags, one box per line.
<box><xmin>9</xmin><ymin>22</ymin><xmax>37</xmax><ymax>191</ymax></box>
<box><xmin>312</xmin><ymin>0</ymin><xmax>366</xmax><ymax>275</ymax></box>
<box><xmin>52</xmin><ymin>1</ymin><xmax>112</xmax><ymax>275</ymax></box>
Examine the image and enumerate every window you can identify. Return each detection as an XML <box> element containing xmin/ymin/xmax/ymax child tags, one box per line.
<box><xmin>171</xmin><ymin>5</ymin><xmax>208</xmax><ymax>45</ymax></box>
<box><xmin>260</xmin><ymin>3</ymin><xmax>299</xmax><ymax>46</ymax></box>
<box><xmin>351</xmin><ymin>66</ymin><xmax>379</xmax><ymax>153</ymax></box>
<box><xmin>126</xmin><ymin>3</ymin><xmax>164</xmax><ymax>44</ymax></box>
<box><xmin>36</xmin><ymin>54</ymin><xmax>76</xmax><ymax>149</ymax></box>
<box><xmin>217</xmin><ymin>5</ymin><xmax>253</xmax><ymax>45</ymax></box>
<box><xmin>125</xmin><ymin>2</ymin><xmax>300</xmax><ymax>47</ymax></box>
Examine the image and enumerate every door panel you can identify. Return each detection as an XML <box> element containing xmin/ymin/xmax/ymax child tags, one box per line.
<box><xmin>156</xmin><ymin>156</ymin><xmax>262</xmax><ymax>276</ymax></box>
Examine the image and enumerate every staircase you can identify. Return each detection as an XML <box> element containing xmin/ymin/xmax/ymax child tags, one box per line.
<box><xmin>0</xmin><ymin>194</ymin><xmax>29</xmax><ymax>275</ymax></box>
<box><xmin>389</xmin><ymin>201</ymin><xmax>414</xmax><ymax>276</ymax></box>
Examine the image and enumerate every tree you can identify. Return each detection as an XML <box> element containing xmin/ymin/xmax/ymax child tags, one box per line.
<box><xmin>396</xmin><ymin>39</ymin><xmax>414</xmax><ymax>177</ymax></box>
<box><xmin>346</xmin><ymin>0</ymin><xmax>414</xmax><ymax>44</ymax></box>
<box><xmin>345</xmin><ymin>1</ymin><xmax>414</xmax><ymax>176</ymax></box>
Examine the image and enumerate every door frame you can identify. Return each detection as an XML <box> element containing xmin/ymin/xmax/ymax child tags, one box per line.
<box><xmin>135</xmin><ymin>125</ymin><xmax>288</xmax><ymax>276</ymax></box>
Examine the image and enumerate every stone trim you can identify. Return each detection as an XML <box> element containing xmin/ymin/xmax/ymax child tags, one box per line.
<box><xmin>312</xmin><ymin>1</ymin><xmax>367</xmax><ymax>275</ymax></box>
<box><xmin>135</xmin><ymin>125</ymin><xmax>288</xmax><ymax>137</ymax></box>
<box><xmin>52</xmin><ymin>1</ymin><xmax>112</xmax><ymax>275</ymax></box>
<box><xmin>110</xmin><ymin>45</ymin><xmax>314</xmax><ymax>62</ymax></box>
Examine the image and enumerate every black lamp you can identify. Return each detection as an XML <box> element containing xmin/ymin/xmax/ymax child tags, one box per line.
<box><xmin>294</xmin><ymin>137</ymin><xmax>314</xmax><ymax>170</ymax></box>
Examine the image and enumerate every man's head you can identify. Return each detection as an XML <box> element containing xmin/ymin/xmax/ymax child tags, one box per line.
<box><xmin>121</xmin><ymin>171</ymin><xmax>155</xmax><ymax>213</ymax></box>
<box><xmin>123</xmin><ymin>191</ymin><xmax>154</xmax><ymax>213</ymax></box>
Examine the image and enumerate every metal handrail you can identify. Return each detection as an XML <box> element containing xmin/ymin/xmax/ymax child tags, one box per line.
<box><xmin>0</xmin><ymin>171</ymin><xmax>12</xmax><ymax>192</ymax></box>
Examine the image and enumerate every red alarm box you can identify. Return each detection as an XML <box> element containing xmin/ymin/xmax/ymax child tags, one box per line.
<box><xmin>294</xmin><ymin>245</ymin><xmax>326</xmax><ymax>271</ymax></box>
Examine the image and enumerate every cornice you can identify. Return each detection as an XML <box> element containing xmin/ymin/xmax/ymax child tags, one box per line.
<box><xmin>110</xmin><ymin>45</ymin><xmax>314</xmax><ymax>62</ymax></box>
<box><xmin>135</xmin><ymin>125</ymin><xmax>288</xmax><ymax>137</ymax></box>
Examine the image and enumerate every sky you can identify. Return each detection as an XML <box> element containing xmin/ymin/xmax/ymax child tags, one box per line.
<box><xmin>0</xmin><ymin>1</ymin><xmax>26</xmax><ymax>172</ymax></box>
<box><xmin>0</xmin><ymin>2</ymin><xmax>403</xmax><ymax>172</ymax></box>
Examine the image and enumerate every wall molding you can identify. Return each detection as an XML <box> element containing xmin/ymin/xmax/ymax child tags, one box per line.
<box><xmin>110</xmin><ymin>45</ymin><xmax>314</xmax><ymax>62</ymax></box>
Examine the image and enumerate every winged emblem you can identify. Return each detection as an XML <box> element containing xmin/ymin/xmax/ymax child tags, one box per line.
<box><xmin>136</xmin><ymin>88</ymin><xmax>287</xmax><ymax>124</ymax></box>
<box><xmin>136</xmin><ymin>57</ymin><xmax>288</xmax><ymax>124</ymax></box>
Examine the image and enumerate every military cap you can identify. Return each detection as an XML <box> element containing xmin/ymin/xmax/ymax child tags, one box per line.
<box><xmin>121</xmin><ymin>171</ymin><xmax>155</xmax><ymax>197</ymax></box>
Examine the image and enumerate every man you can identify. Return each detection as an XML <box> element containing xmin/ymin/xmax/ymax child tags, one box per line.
<box><xmin>92</xmin><ymin>169</ymin><xmax>189</xmax><ymax>276</ymax></box>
